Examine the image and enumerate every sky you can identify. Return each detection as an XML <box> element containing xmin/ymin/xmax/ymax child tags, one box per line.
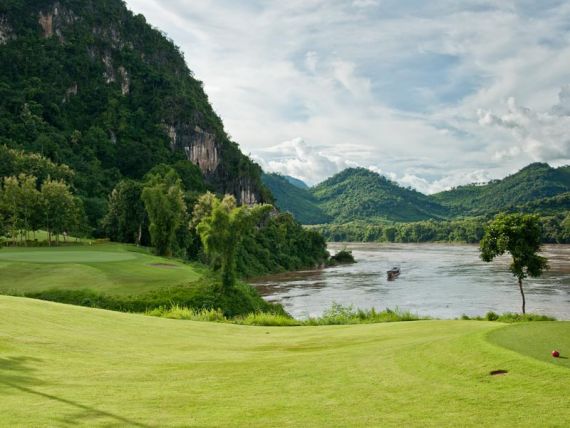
<box><xmin>125</xmin><ymin>0</ymin><xmax>570</xmax><ymax>193</ymax></box>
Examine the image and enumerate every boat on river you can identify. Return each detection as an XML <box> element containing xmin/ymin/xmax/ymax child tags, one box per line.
<box><xmin>387</xmin><ymin>267</ymin><xmax>400</xmax><ymax>281</ymax></box>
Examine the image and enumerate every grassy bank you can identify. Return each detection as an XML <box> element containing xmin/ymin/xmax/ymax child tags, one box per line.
<box><xmin>0</xmin><ymin>296</ymin><xmax>569</xmax><ymax>426</ymax></box>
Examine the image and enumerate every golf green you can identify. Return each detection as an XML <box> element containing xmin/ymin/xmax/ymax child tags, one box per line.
<box><xmin>0</xmin><ymin>245</ymin><xmax>203</xmax><ymax>295</ymax></box>
<box><xmin>1</xmin><ymin>296</ymin><xmax>569</xmax><ymax>426</ymax></box>
<box><xmin>0</xmin><ymin>250</ymin><xmax>137</xmax><ymax>263</ymax></box>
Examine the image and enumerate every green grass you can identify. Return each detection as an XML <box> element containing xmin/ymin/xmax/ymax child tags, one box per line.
<box><xmin>487</xmin><ymin>322</ymin><xmax>570</xmax><ymax>369</ymax></box>
<box><xmin>1</xmin><ymin>296</ymin><xmax>569</xmax><ymax>426</ymax></box>
<box><xmin>0</xmin><ymin>244</ymin><xmax>204</xmax><ymax>296</ymax></box>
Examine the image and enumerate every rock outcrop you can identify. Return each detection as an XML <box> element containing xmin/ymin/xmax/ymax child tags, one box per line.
<box><xmin>0</xmin><ymin>15</ymin><xmax>13</xmax><ymax>45</ymax></box>
<box><xmin>38</xmin><ymin>2</ymin><xmax>77</xmax><ymax>41</ymax></box>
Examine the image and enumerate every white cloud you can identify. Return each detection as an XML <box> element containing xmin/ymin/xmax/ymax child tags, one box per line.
<box><xmin>478</xmin><ymin>88</ymin><xmax>570</xmax><ymax>162</ymax></box>
<box><xmin>254</xmin><ymin>138</ymin><xmax>357</xmax><ymax>185</ymax></box>
<box><xmin>124</xmin><ymin>0</ymin><xmax>570</xmax><ymax>193</ymax></box>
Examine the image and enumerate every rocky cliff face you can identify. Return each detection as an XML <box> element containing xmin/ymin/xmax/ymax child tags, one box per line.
<box><xmin>166</xmin><ymin>124</ymin><xmax>265</xmax><ymax>204</ymax></box>
<box><xmin>0</xmin><ymin>0</ymin><xmax>270</xmax><ymax>205</ymax></box>
<box><xmin>0</xmin><ymin>15</ymin><xmax>13</xmax><ymax>44</ymax></box>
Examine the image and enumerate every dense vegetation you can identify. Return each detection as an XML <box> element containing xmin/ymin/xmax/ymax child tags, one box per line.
<box><xmin>0</xmin><ymin>0</ymin><xmax>270</xmax><ymax>230</ymax></box>
<box><xmin>265</xmin><ymin>164</ymin><xmax>569</xmax><ymax>243</ymax></box>
<box><xmin>312</xmin><ymin>168</ymin><xmax>449</xmax><ymax>223</ymax></box>
<box><xmin>433</xmin><ymin>163</ymin><xmax>570</xmax><ymax>216</ymax></box>
<box><xmin>313</xmin><ymin>214</ymin><xmax>570</xmax><ymax>244</ymax></box>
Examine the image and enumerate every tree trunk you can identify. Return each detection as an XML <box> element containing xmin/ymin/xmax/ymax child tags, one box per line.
<box><xmin>518</xmin><ymin>277</ymin><xmax>526</xmax><ymax>314</ymax></box>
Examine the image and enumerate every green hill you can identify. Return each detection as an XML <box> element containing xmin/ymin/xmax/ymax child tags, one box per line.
<box><xmin>432</xmin><ymin>163</ymin><xmax>570</xmax><ymax>216</ymax></box>
<box><xmin>262</xmin><ymin>173</ymin><xmax>330</xmax><ymax>224</ymax></box>
<box><xmin>312</xmin><ymin>168</ymin><xmax>449</xmax><ymax>223</ymax></box>
<box><xmin>0</xmin><ymin>0</ymin><xmax>271</xmax><ymax>213</ymax></box>
<box><xmin>283</xmin><ymin>175</ymin><xmax>309</xmax><ymax>189</ymax></box>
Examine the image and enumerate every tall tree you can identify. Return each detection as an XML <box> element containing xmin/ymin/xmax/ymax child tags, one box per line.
<box><xmin>193</xmin><ymin>193</ymin><xmax>272</xmax><ymax>291</ymax></box>
<box><xmin>103</xmin><ymin>179</ymin><xmax>147</xmax><ymax>245</ymax></box>
<box><xmin>141</xmin><ymin>171</ymin><xmax>186</xmax><ymax>256</ymax></box>
<box><xmin>480</xmin><ymin>213</ymin><xmax>548</xmax><ymax>314</ymax></box>
<box><xmin>41</xmin><ymin>179</ymin><xmax>78</xmax><ymax>245</ymax></box>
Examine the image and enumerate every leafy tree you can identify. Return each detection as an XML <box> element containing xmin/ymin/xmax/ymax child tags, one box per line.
<box><xmin>480</xmin><ymin>213</ymin><xmax>548</xmax><ymax>314</ymax></box>
<box><xmin>193</xmin><ymin>193</ymin><xmax>272</xmax><ymax>291</ymax></box>
<box><xmin>103</xmin><ymin>179</ymin><xmax>147</xmax><ymax>245</ymax></box>
<box><xmin>141</xmin><ymin>171</ymin><xmax>187</xmax><ymax>256</ymax></box>
<box><xmin>41</xmin><ymin>178</ymin><xmax>80</xmax><ymax>245</ymax></box>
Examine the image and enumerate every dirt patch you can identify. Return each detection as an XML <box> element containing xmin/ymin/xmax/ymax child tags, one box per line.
<box><xmin>148</xmin><ymin>263</ymin><xmax>179</xmax><ymax>269</ymax></box>
<box><xmin>489</xmin><ymin>369</ymin><xmax>508</xmax><ymax>376</ymax></box>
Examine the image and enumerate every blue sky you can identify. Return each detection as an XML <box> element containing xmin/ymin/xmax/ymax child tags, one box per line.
<box><xmin>125</xmin><ymin>0</ymin><xmax>570</xmax><ymax>192</ymax></box>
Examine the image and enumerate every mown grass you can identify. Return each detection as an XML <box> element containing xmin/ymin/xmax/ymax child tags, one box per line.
<box><xmin>1</xmin><ymin>296</ymin><xmax>569</xmax><ymax>427</ymax></box>
<box><xmin>0</xmin><ymin>244</ymin><xmax>204</xmax><ymax>295</ymax></box>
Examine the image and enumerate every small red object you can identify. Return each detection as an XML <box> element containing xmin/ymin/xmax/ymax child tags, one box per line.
<box><xmin>552</xmin><ymin>350</ymin><xmax>560</xmax><ymax>358</ymax></box>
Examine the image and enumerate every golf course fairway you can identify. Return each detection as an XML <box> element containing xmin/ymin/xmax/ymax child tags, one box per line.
<box><xmin>1</xmin><ymin>296</ymin><xmax>569</xmax><ymax>426</ymax></box>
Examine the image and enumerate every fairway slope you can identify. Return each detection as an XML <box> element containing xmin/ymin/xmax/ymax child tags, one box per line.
<box><xmin>1</xmin><ymin>297</ymin><xmax>569</xmax><ymax>426</ymax></box>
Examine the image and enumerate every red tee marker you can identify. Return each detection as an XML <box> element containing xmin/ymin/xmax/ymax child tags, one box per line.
<box><xmin>552</xmin><ymin>350</ymin><xmax>560</xmax><ymax>358</ymax></box>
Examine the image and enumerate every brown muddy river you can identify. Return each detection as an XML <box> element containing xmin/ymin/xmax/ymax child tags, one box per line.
<box><xmin>252</xmin><ymin>243</ymin><xmax>570</xmax><ymax>319</ymax></box>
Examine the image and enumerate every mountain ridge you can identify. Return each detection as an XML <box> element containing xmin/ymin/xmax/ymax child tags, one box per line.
<box><xmin>265</xmin><ymin>163</ymin><xmax>570</xmax><ymax>224</ymax></box>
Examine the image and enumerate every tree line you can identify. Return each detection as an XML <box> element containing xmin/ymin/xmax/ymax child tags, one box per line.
<box><xmin>0</xmin><ymin>174</ymin><xmax>85</xmax><ymax>245</ymax></box>
<box><xmin>313</xmin><ymin>215</ymin><xmax>570</xmax><ymax>244</ymax></box>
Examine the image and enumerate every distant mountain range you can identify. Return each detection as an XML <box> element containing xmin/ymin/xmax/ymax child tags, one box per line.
<box><xmin>263</xmin><ymin>163</ymin><xmax>570</xmax><ymax>224</ymax></box>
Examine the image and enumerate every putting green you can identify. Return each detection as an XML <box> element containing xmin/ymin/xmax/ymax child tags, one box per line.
<box><xmin>0</xmin><ymin>245</ymin><xmax>204</xmax><ymax>295</ymax></box>
<box><xmin>487</xmin><ymin>322</ymin><xmax>570</xmax><ymax>369</ymax></box>
<box><xmin>1</xmin><ymin>296</ymin><xmax>569</xmax><ymax>427</ymax></box>
<box><xmin>0</xmin><ymin>250</ymin><xmax>137</xmax><ymax>263</ymax></box>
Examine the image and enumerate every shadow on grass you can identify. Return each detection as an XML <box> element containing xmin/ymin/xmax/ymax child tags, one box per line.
<box><xmin>0</xmin><ymin>356</ymin><xmax>154</xmax><ymax>427</ymax></box>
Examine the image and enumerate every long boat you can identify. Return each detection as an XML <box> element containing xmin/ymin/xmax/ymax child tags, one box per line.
<box><xmin>387</xmin><ymin>267</ymin><xmax>400</xmax><ymax>281</ymax></box>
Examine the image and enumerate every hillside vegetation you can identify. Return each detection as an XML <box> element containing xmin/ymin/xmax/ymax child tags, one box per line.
<box><xmin>262</xmin><ymin>173</ymin><xmax>330</xmax><ymax>224</ymax></box>
<box><xmin>266</xmin><ymin>164</ymin><xmax>570</xmax><ymax>240</ymax></box>
<box><xmin>0</xmin><ymin>0</ymin><xmax>271</xmax><ymax>226</ymax></box>
<box><xmin>312</xmin><ymin>168</ymin><xmax>449</xmax><ymax>223</ymax></box>
<box><xmin>432</xmin><ymin>163</ymin><xmax>570</xmax><ymax>216</ymax></box>
<box><xmin>1</xmin><ymin>296</ymin><xmax>569</xmax><ymax>426</ymax></box>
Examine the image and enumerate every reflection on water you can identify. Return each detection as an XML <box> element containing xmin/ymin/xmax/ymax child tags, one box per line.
<box><xmin>251</xmin><ymin>243</ymin><xmax>570</xmax><ymax>319</ymax></box>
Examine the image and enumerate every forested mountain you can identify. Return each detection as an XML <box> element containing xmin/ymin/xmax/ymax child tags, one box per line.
<box><xmin>0</xmin><ymin>0</ymin><xmax>271</xmax><ymax>222</ymax></box>
<box><xmin>311</xmin><ymin>168</ymin><xmax>449</xmax><ymax>223</ymax></box>
<box><xmin>432</xmin><ymin>163</ymin><xmax>570</xmax><ymax>216</ymax></box>
<box><xmin>265</xmin><ymin>164</ymin><xmax>570</xmax><ymax>226</ymax></box>
<box><xmin>262</xmin><ymin>173</ymin><xmax>329</xmax><ymax>224</ymax></box>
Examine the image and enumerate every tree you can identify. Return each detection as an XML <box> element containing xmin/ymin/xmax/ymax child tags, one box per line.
<box><xmin>103</xmin><ymin>179</ymin><xmax>147</xmax><ymax>245</ymax></box>
<box><xmin>141</xmin><ymin>171</ymin><xmax>186</xmax><ymax>256</ymax></box>
<box><xmin>480</xmin><ymin>213</ymin><xmax>548</xmax><ymax>314</ymax></box>
<box><xmin>41</xmin><ymin>179</ymin><xmax>78</xmax><ymax>245</ymax></box>
<box><xmin>193</xmin><ymin>193</ymin><xmax>272</xmax><ymax>291</ymax></box>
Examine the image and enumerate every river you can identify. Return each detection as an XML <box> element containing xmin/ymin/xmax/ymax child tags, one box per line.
<box><xmin>251</xmin><ymin>243</ymin><xmax>570</xmax><ymax>319</ymax></box>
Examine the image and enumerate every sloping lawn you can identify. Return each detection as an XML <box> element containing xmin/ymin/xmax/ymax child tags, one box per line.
<box><xmin>0</xmin><ymin>244</ymin><xmax>203</xmax><ymax>295</ymax></box>
<box><xmin>0</xmin><ymin>296</ymin><xmax>568</xmax><ymax>426</ymax></box>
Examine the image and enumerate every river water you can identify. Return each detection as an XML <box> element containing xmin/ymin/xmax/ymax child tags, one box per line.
<box><xmin>251</xmin><ymin>243</ymin><xmax>570</xmax><ymax>319</ymax></box>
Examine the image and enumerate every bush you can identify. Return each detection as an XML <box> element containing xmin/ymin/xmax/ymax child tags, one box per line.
<box><xmin>305</xmin><ymin>304</ymin><xmax>423</xmax><ymax>325</ymax></box>
<box><xmin>146</xmin><ymin>306</ymin><xmax>227</xmax><ymax>322</ymax></box>
<box><xmin>328</xmin><ymin>249</ymin><xmax>356</xmax><ymax>266</ymax></box>
<box><xmin>458</xmin><ymin>312</ymin><xmax>556</xmax><ymax>322</ymax></box>
<box><xmin>236</xmin><ymin>312</ymin><xmax>300</xmax><ymax>326</ymax></box>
